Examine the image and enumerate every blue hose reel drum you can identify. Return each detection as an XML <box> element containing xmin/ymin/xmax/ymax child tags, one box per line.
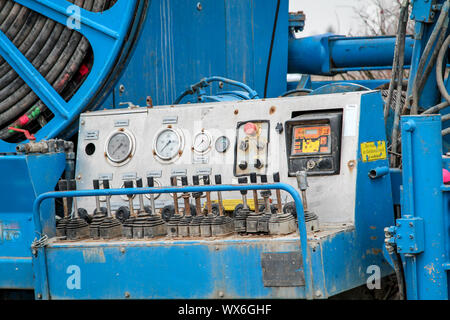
<box><xmin>0</xmin><ymin>0</ymin><xmax>149</xmax><ymax>153</ymax></box>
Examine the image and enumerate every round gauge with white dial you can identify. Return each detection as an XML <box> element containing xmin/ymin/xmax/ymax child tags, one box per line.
<box><xmin>154</xmin><ymin>128</ymin><xmax>182</xmax><ymax>160</ymax></box>
<box><xmin>106</xmin><ymin>131</ymin><xmax>133</xmax><ymax>163</ymax></box>
<box><xmin>193</xmin><ymin>131</ymin><xmax>212</xmax><ymax>153</ymax></box>
<box><xmin>215</xmin><ymin>136</ymin><xmax>230</xmax><ymax>153</ymax></box>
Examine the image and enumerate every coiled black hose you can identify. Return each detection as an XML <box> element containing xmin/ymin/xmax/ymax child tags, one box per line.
<box><xmin>0</xmin><ymin>0</ymin><xmax>117</xmax><ymax>142</ymax></box>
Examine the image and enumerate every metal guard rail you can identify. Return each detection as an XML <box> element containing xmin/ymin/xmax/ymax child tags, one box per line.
<box><xmin>32</xmin><ymin>182</ymin><xmax>314</xmax><ymax>299</ymax></box>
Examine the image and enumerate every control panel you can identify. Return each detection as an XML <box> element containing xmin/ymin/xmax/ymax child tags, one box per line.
<box><xmin>75</xmin><ymin>92</ymin><xmax>378</xmax><ymax>225</ymax></box>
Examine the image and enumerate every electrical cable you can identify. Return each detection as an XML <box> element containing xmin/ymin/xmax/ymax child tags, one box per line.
<box><xmin>263</xmin><ymin>0</ymin><xmax>281</xmax><ymax>99</ymax></box>
<box><xmin>410</xmin><ymin>0</ymin><xmax>450</xmax><ymax>115</ymax></box>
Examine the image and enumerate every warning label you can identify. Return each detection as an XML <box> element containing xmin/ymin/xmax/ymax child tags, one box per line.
<box><xmin>360</xmin><ymin>141</ymin><xmax>387</xmax><ymax>162</ymax></box>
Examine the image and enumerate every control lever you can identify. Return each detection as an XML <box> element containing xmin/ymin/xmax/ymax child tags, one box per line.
<box><xmin>178</xmin><ymin>176</ymin><xmax>193</xmax><ymax>237</ymax></box>
<box><xmin>211</xmin><ymin>174</ymin><xmax>234</xmax><ymax>236</ymax></box>
<box><xmin>203</xmin><ymin>175</ymin><xmax>213</xmax><ymax>215</ymax></box>
<box><xmin>295</xmin><ymin>171</ymin><xmax>319</xmax><ymax>232</ymax></box>
<box><xmin>273</xmin><ymin>172</ymin><xmax>283</xmax><ymax>214</ymax></box>
<box><xmin>170</xmin><ymin>176</ymin><xmax>180</xmax><ymax>216</ymax></box>
<box><xmin>147</xmin><ymin>176</ymin><xmax>156</xmax><ymax>215</ymax></box>
<box><xmin>99</xmin><ymin>179</ymin><xmax>122</xmax><ymax>239</ymax></box>
<box><xmin>234</xmin><ymin>177</ymin><xmax>251</xmax><ymax>233</ymax></box>
<box><xmin>268</xmin><ymin>172</ymin><xmax>297</xmax><ymax>235</ymax></box>
<box><xmin>189</xmin><ymin>175</ymin><xmax>204</xmax><ymax>237</ymax></box>
<box><xmin>89</xmin><ymin>179</ymin><xmax>107</xmax><ymax>239</ymax></box>
<box><xmin>66</xmin><ymin>180</ymin><xmax>90</xmax><ymax>240</ymax></box>
<box><xmin>250</xmin><ymin>172</ymin><xmax>260</xmax><ymax>213</ymax></box>
<box><xmin>123</xmin><ymin>180</ymin><xmax>136</xmax><ymax>239</ymax></box>
<box><xmin>124</xmin><ymin>180</ymin><xmax>136</xmax><ymax>217</ymax></box>
<box><xmin>167</xmin><ymin>176</ymin><xmax>182</xmax><ymax>237</ymax></box>
<box><xmin>200</xmin><ymin>175</ymin><xmax>213</xmax><ymax>237</ymax></box>
<box><xmin>296</xmin><ymin>171</ymin><xmax>309</xmax><ymax>212</ymax></box>
<box><xmin>56</xmin><ymin>180</ymin><xmax>69</xmax><ymax>237</ymax></box>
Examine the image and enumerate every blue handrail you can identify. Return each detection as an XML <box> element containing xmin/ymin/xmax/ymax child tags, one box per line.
<box><xmin>32</xmin><ymin>183</ymin><xmax>313</xmax><ymax>299</ymax></box>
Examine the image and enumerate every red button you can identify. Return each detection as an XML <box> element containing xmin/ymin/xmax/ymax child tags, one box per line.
<box><xmin>244</xmin><ymin>122</ymin><xmax>257</xmax><ymax>135</ymax></box>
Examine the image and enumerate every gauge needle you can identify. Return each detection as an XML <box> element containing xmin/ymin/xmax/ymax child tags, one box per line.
<box><xmin>113</xmin><ymin>142</ymin><xmax>123</xmax><ymax>154</ymax></box>
<box><xmin>161</xmin><ymin>140</ymin><xmax>172</xmax><ymax>151</ymax></box>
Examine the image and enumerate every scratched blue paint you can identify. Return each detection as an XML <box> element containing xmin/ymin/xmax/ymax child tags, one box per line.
<box><xmin>0</xmin><ymin>153</ymin><xmax>66</xmax><ymax>289</ymax></box>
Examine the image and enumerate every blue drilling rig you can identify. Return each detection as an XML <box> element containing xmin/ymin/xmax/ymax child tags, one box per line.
<box><xmin>0</xmin><ymin>0</ymin><xmax>448</xmax><ymax>300</ymax></box>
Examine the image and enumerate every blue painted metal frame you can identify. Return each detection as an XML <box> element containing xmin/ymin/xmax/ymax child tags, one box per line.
<box><xmin>0</xmin><ymin>152</ymin><xmax>66</xmax><ymax>289</ymax></box>
<box><xmin>387</xmin><ymin>115</ymin><xmax>450</xmax><ymax>300</ymax></box>
<box><xmin>31</xmin><ymin>183</ymin><xmax>314</xmax><ymax>299</ymax></box>
<box><xmin>0</xmin><ymin>0</ymin><xmax>143</xmax><ymax>152</ymax></box>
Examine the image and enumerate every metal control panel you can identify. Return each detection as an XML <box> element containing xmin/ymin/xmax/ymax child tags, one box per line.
<box><xmin>75</xmin><ymin>92</ymin><xmax>380</xmax><ymax>224</ymax></box>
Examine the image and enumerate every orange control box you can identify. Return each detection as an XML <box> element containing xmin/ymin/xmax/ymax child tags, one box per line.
<box><xmin>292</xmin><ymin>125</ymin><xmax>331</xmax><ymax>155</ymax></box>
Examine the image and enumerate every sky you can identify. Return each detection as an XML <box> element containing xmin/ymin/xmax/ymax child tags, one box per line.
<box><xmin>289</xmin><ymin>0</ymin><xmax>374</xmax><ymax>37</ymax></box>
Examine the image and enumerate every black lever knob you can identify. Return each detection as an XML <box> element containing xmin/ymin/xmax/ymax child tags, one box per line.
<box><xmin>124</xmin><ymin>180</ymin><xmax>134</xmax><ymax>189</ymax></box>
<box><xmin>273</xmin><ymin>172</ymin><xmax>280</xmax><ymax>183</ymax></box>
<box><xmin>181</xmin><ymin>176</ymin><xmax>188</xmax><ymax>186</ymax></box>
<box><xmin>260</xmin><ymin>175</ymin><xmax>268</xmax><ymax>183</ymax></box>
<box><xmin>193</xmin><ymin>175</ymin><xmax>200</xmax><ymax>186</ymax></box>
<box><xmin>147</xmin><ymin>176</ymin><xmax>154</xmax><ymax>188</ymax></box>
<box><xmin>250</xmin><ymin>172</ymin><xmax>257</xmax><ymax>183</ymax></box>
<box><xmin>238</xmin><ymin>177</ymin><xmax>248</xmax><ymax>195</ymax></box>
<box><xmin>93</xmin><ymin>179</ymin><xmax>100</xmax><ymax>190</ymax></box>
<box><xmin>136</xmin><ymin>178</ymin><xmax>143</xmax><ymax>188</ymax></box>
<box><xmin>215</xmin><ymin>174</ymin><xmax>222</xmax><ymax>185</ymax></box>
<box><xmin>170</xmin><ymin>176</ymin><xmax>178</xmax><ymax>187</ymax></box>
<box><xmin>203</xmin><ymin>175</ymin><xmax>210</xmax><ymax>185</ymax></box>
<box><xmin>102</xmin><ymin>179</ymin><xmax>110</xmax><ymax>189</ymax></box>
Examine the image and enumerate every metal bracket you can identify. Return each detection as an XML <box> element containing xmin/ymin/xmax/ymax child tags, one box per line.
<box><xmin>389</xmin><ymin>217</ymin><xmax>425</xmax><ymax>254</ymax></box>
<box><xmin>411</xmin><ymin>0</ymin><xmax>438</xmax><ymax>23</ymax></box>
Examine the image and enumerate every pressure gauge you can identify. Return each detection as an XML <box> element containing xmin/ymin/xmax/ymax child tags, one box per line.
<box><xmin>215</xmin><ymin>136</ymin><xmax>230</xmax><ymax>153</ymax></box>
<box><xmin>105</xmin><ymin>130</ymin><xmax>135</xmax><ymax>164</ymax></box>
<box><xmin>193</xmin><ymin>131</ymin><xmax>212</xmax><ymax>154</ymax></box>
<box><xmin>154</xmin><ymin>128</ymin><xmax>183</xmax><ymax>161</ymax></box>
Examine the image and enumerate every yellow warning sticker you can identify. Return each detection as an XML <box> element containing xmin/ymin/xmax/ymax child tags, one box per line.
<box><xmin>361</xmin><ymin>141</ymin><xmax>387</xmax><ymax>162</ymax></box>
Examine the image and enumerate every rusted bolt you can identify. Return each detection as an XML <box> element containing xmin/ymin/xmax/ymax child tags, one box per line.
<box><xmin>347</xmin><ymin>160</ymin><xmax>356</xmax><ymax>169</ymax></box>
<box><xmin>125</xmin><ymin>292</ymin><xmax>130</xmax><ymax>298</ymax></box>
<box><xmin>218</xmin><ymin>291</ymin><xmax>224</xmax><ymax>298</ymax></box>
<box><xmin>196</xmin><ymin>2</ymin><xmax>202</xmax><ymax>10</ymax></box>
<box><xmin>234</xmin><ymin>109</ymin><xmax>239</xmax><ymax>115</ymax></box>
<box><xmin>215</xmin><ymin>246</ymin><xmax>219</xmax><ymax>251</ymax></box>
<box><xmin>119</xmin><ymin>84</ymin><xmax>125</xmax><ymax>93</ymax></box>
<box><xmin>37</xmin><ymin>293</ymin><xmax>42</xmax><ymax>299</ymax></box>
<box><xmin>218</xmin><ymin>82</ymin><xmax>224</xmax><ymax>89</ymax></box>
<box><xmin>81</xmin><ymin>120</ymin><xmax>85</xmax><ymax>125</ymax></box>
<box><xmin>120</xmin><ymin>247</ymin><xmax>126</xmax><ymax>254</ymax></box>
<box><xmin>269</xmin><ymin>106</ymin><xmax>276</xmax><ymax>114</ymax></box>
<box><xmin>146</xmin><ymin>96</ymin><xmax>153</xmax><ymax>107</ymax></box>
<box><xmin>315</xmin><ymin>290</ymin><xmax>322</xmax><ymax>298</ymax></box>
<box><xmin>409</xmin><ymin>222</ymin><xmax>414</xmax><ymax>227</ymax></box>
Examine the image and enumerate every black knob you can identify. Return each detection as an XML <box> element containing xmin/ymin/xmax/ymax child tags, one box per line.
<box><xmin>181</xmin><ymin>176</ymin><xmax>188</xmax><ymax>186</ymax></box>
<box><xmin>260</xmin><ymin>175</ymin><xmax>268</xmax><ymax>183</ymax></box>
<box><xmin>136</xmin><ymin>178</ymin><xmax>143</xmax><ymax>188</ymax></box>
<box><xmin>69</xmin><ymin>180</ymin><xmax>77</xmax><ymax>191</ymax></box>
<box><xmin>170</xmin><ymin>176</ymin><xmax>177</xmax><ymax>187</ymax></box>
<box><xmin>273</xmin><ymin>172</ymin><xmax>280</xmax><ymax>183</ymax></box>
<box><xmin>203</xmin><ymin>175</ymin><xmax>210</xmax><ymax>185</ymax></box>
<box><xmin>238</xmin><ymin>177</ymin><xmax>248</xmax><ymax>195</ymax></box>
<box><xmin>193</xmin><ymin>175</ymin><xmax>200</xmax><ymax>186</ymax></box>
<box><xmin>250</xmin><ymin>172</ymin><xmax>257</xmax><ymax>183</ymax></box>
<box><xmin>58</xmin><ymin>180</ymin><xmax>68</xmax><ymax>191</ymax></box>
<box><xmin>103</xmin><ymin>179</ymin><xmax>110</xmax><ymax>189</ymax></box>
<box><xmin>238</xmin><ymin>177</ymin><xmax>247</xmax><ymax>184</ymax></box>
<box><xmin>124</xmin><ymin>180</ymin><xmax>134</xmax><ymax>189</ymax></box>
<box><xmin>147</xmin><ymin>176</ymin><xmax>154</xmax><ymax>188</ymax></box>
<box><xmin>238</xmin><ymin>161</ymin><xmax>248</xmax><ymax>170</ymax></box>
<box><xmin>215</xmin><ymin>174</ymin><xmax>222</xmax><ymax>185</ymax></box>
<box><xmin>254</xmin><ymin>158</ymin><xmax>263</xmax><ymax>169</ymax></box>
<box><xmin>93</xmin><ymin>179</ymin><xmax>100</xmax><ymax>190</ymax></box>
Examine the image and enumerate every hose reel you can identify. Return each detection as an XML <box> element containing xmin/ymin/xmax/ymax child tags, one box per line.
<box><xmin>0</xmin><ymin>0</ymin><xmax>149</xmax><ymax>152</ymax></box>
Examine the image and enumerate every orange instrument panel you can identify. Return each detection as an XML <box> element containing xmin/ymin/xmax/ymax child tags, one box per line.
<box><xmin>292</xmin><ymin>125</ymin><xmax>331</xmax><ymax>155</ymax></box>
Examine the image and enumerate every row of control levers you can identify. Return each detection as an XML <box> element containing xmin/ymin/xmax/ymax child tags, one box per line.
<box><xmin>56</xmin><ymin>171</ymin><xmax>319</xmax><ymax>241</ymax></box>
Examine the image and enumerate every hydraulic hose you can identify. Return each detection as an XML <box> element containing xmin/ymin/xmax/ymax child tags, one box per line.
<box><xmin>436</xmin><ymin>34</ymin><xmax>450</xmax><ymax>106</ymax></box>
<box><xmin>0</xmin><ymin>0</ymin><xmax>117</xmax><ymax>142</ymax></box>
<box><xmin>410</xmin><ymin>0</ymin><xmax>450</xmax><ymax>115</ymax></box>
